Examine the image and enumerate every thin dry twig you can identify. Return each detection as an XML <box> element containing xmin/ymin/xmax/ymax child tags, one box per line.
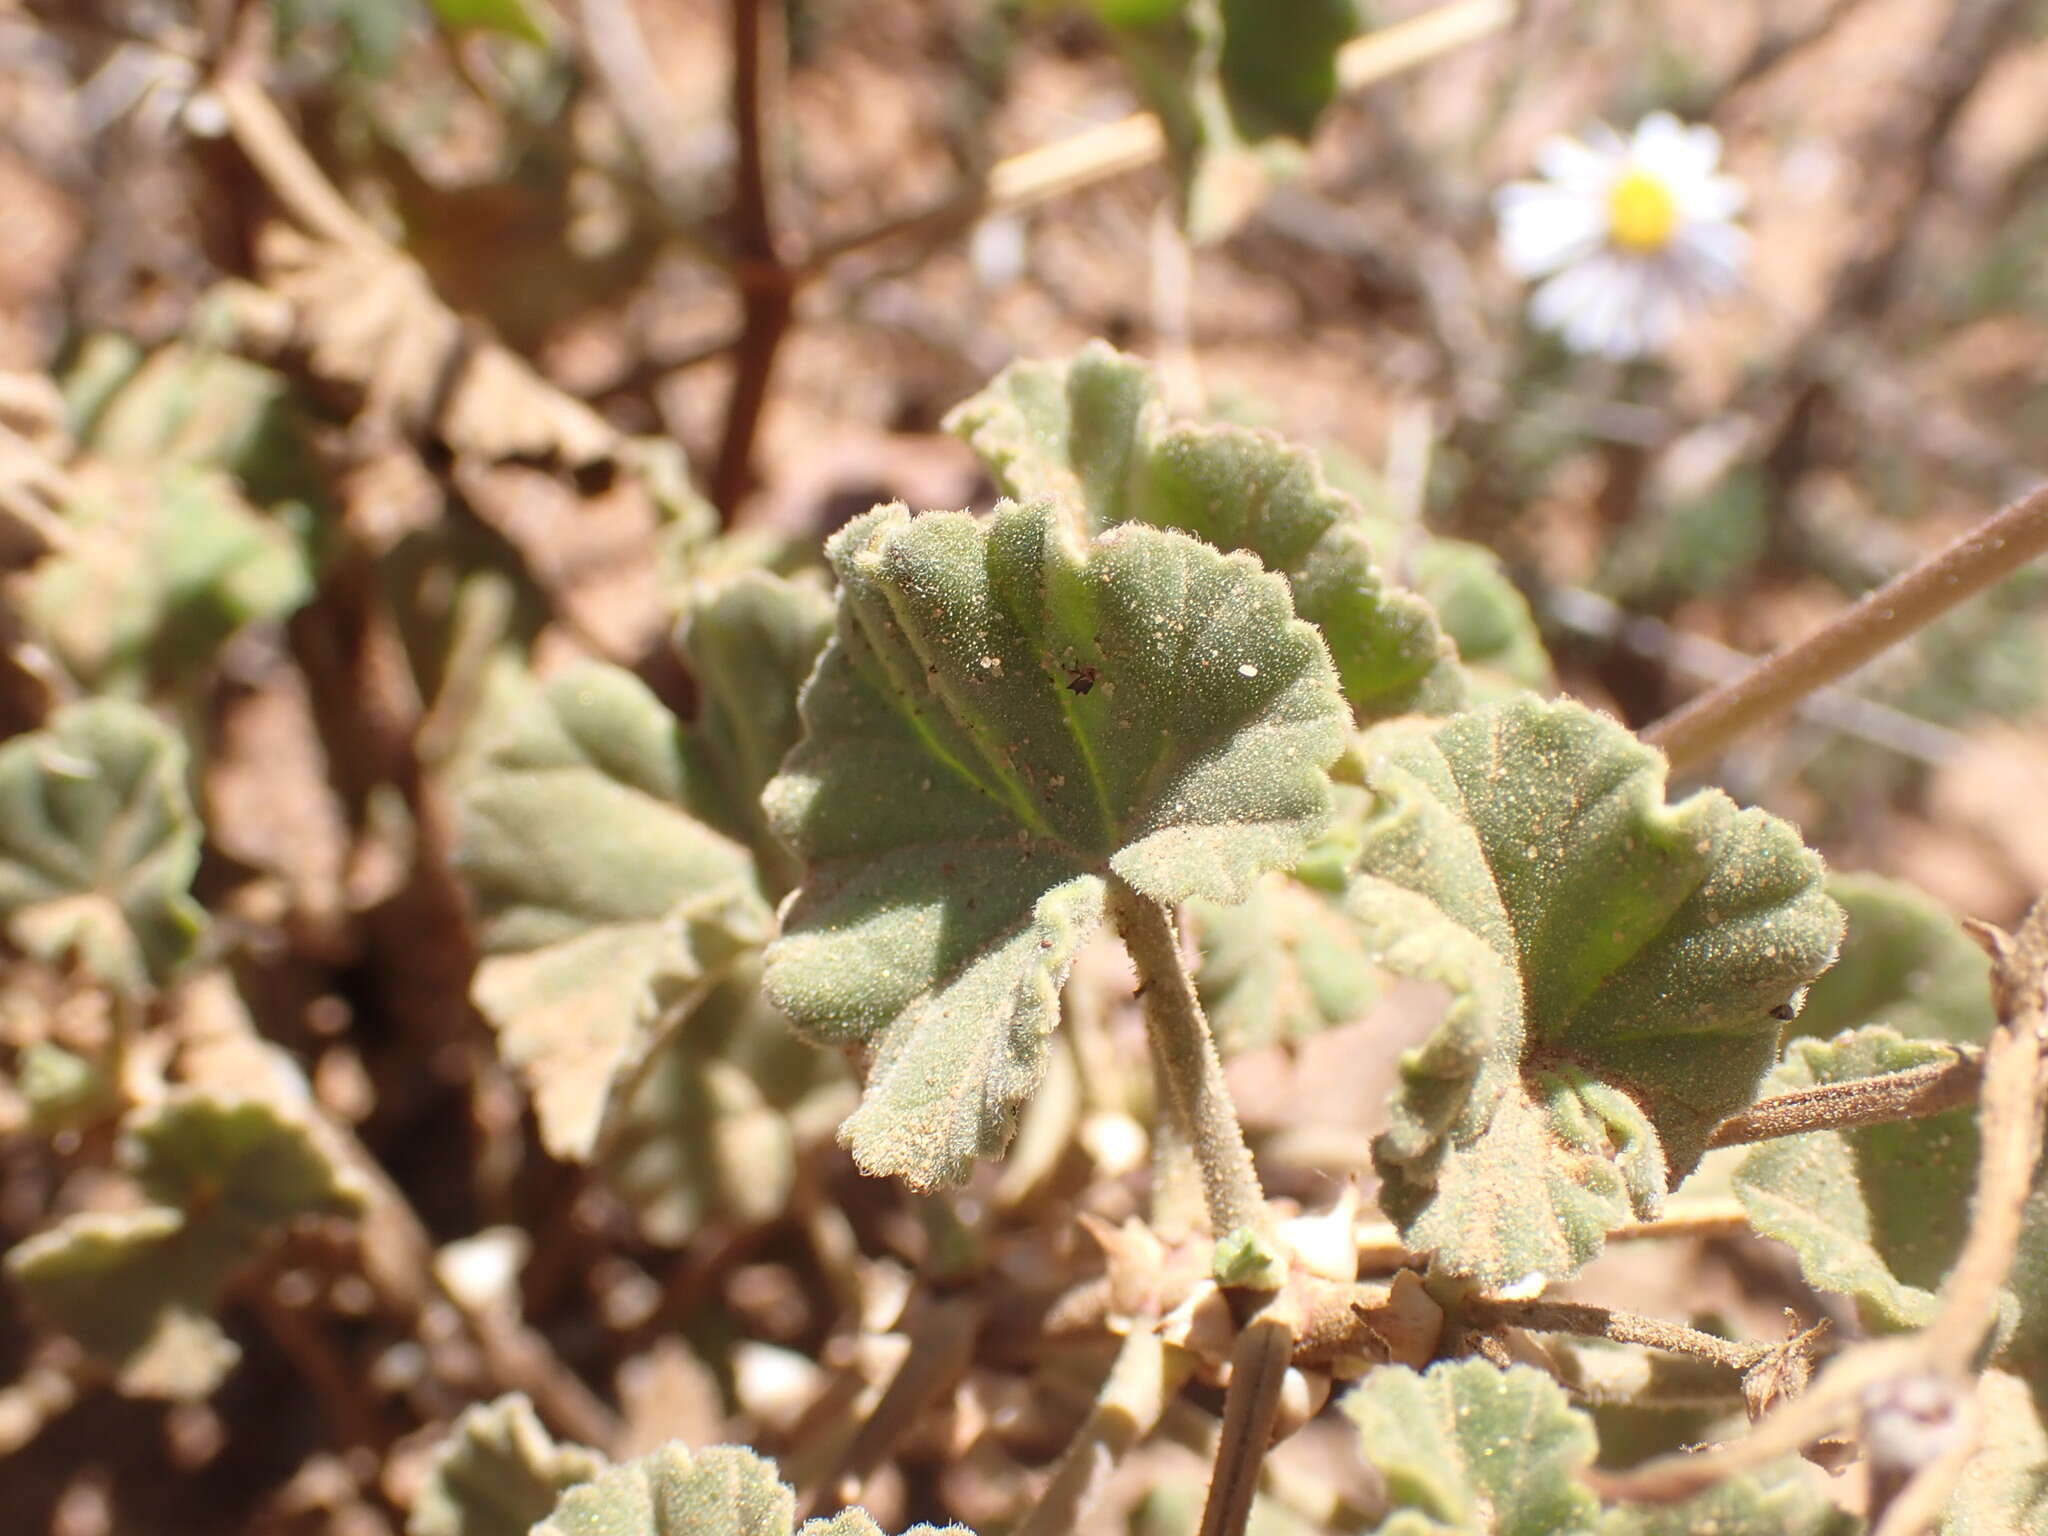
<box><xmin>1198</xmin><ymin>1306</ymin><xmax>1298</xmax><ymax>1536</ymax></box>
<box><xmin>1705</xmin><ymin>1047</ymin><xmax>1985</xmax><ymax>1148</ymax></box>
<box><xmin>1462</xmin><ymin>1297</ymin><xmax>1770</xmax><ymax>1373</ymax></box>
<box><xmin>1644</xmin><ymin>482</ymin><xmax>2048</xmax><ymax>772</ymax></box>
<box><xmin>1016</xmin><ymin>1330</ymin><xmax>1189</xmax><ymax>1536</ymax></box>
<box><xmin>1589</xmin><ymin>897</ymin><xmax>2048</xmax><ymax>1508</ymax></box>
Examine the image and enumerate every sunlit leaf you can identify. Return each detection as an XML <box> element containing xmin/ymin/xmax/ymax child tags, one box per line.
<box><xmin>428</xmin><ymin>0</ymin><xmax>552</xmax><ymax>48</ymax></box>
<box><xmin>530</xmin><ymin>1442</ymin><xmax>974</xmax><ymax>1536</ymax></box>
<box><xmin>0</xmin><ymin>700</ymin><xmax>208</xmax><ymax>991</ymax></box>
<box><xmin>1340</xmin><ymin>1359</ymin><xmax>1600</xmax><ymax>1535</ymax></box>
<box><xmin>1735</xmin><ymin>1026</ymin><xmax>2048</xmax><ymax>1393</ymax></box>
<box><xmin>1407</xmin><ymin>540</ymin><xmax>1552</xmax><ymax>695</ymax></box>
<box><xmin>1354</xmin><ymin>696</ymin><xmax>1842</xmax><ymax>1289</ymax></box>
<box><xmin>125</xmin><ymin>1090</ymin><xmax>369</xmax><ymax>1242</ymax></box>
<box><xmin>765</xmin><ymin>500</ymin><xmax>1346</xmax><ymax>1189</ymax></box>
<box><xmin>455</xmin><ymin>664</ymin><xmax>774</xmax><ymax>1159</ymax></box>
<box><xmin>408</xmin><ymin>1393</ymin><xmax>607</xmax><ymax>1536</ymax></box>
<box><xmin>945</xmin><ymin>344</ymin><xmax>1459</xmax><ymax>721</ymax></box>
<box><xmin>1793</xmin><ymin>873</ymin><xmax>1993</xmax><ymax>1043</ymax></box>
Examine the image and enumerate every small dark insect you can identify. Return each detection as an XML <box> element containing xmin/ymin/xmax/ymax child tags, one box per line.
<box><xmin>1769</xmin><ymin>1001</ymin><xmax>1799</xmax><ymax>1021</ymax></box>
<box><xmin>1064</xmin><ymin>663</ymin><xmax>1099</xmax><ymax>695</ymax></box>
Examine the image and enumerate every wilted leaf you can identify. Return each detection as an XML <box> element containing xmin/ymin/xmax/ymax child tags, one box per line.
<box><xmin>944</xmin><ymin>344</ymin><xmax>1459</xmax><ymax>721</ymax></box>
<box><xmin>1085</xmin><ymin>0</ymin><xmax>1354</xmax><ymax>239</ymax></box>
<box><xmin>1942</xmin><ymin>1370</ymin><xmax>2048</xmax><ymax>1535</ymax></box>
<box><xmin>455</xmin><ymin>664</ymin><xmax>774</xmax><ymax>1159</ymax></box>
<box><xmin>1340</xmin><ymin>1359</ymin><xmax>1600</xmax><ymax>1535</ymax></box>
<box><xmin>1793</xmin><ymin>873</ymin><xmax>1993</xmax><ymax>1043</ymax></box>
<box><xmin>5</xmin><ymin>1092</ymin><xmax>364</xmax><ymax>1397</ymax></box>
<box><xmin>18</xmin><ymin>463</ymin><xmax>310</xmax><ymax>695</ymax></box>
<box><xmin>256</xmin><ymin>224</ymin><xmax>623</xmax><ymax>471</ymax></box>
<box><xmin>408</xmin><ymin>1393</ymin><xmax>607</xmax><ymax>1536</ymax></box>
<box><xmin>1599</xmin><ymin>1462</ymin><xmax>1854</xmax><ymax>1535</ymax></box>
<box><xmin>0</xmin><ymin>700</ymin><xmax>208</xmax><ymax>991</ymax></box>
<box><xmin>677</xmin><ymin>572</ymin><xmax>835</xmax><ymax>896</ymax></box>
<box><xmin>1355</xmin><ymin>697</ymin><xmax>1842</xmax><ymax>1289</ymax></box>
<box><xmin>1734</xmin><ymin>1026</ymin><xmax>2048</xmax><ymax>1379</ymax></box>
<box><xmin>765</xmin><ymin>500</ymin><xmax>1346</xmax><ymax>1189</ymax></box>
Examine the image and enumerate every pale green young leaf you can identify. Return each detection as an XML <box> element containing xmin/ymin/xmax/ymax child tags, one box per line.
<box><xmin>126</xmin><ymin>1090</ymin><xmax>369</xmax><ymax>1242</ymax></box>
<box><xmin>1792</xmin><ymin>873</ymin><xmax>1993</xmax><ymax>1043</ymax></box>
<box><xmin>22</xmin><ymin>465</ymin><xmax>311</xmax><ymax>696</ymax></box>
<box><xmin>676</xmin><ymin>572</ymin><xmax>835</xmax><ymax>896</ymax></box>
<box><xmin>598</xmin><ymin>965</ymin><xmax>853</xmax><ymax>1246</ymax></box>
<box><xmin>3</xmin><ymin>1208</ymin><xmax>240</xmax><ymax>1400</ymax></box>
<box><xmin>529</xmin><ymin>1441</ymin><xmax>975</xmax><ymax>1536</ymax></box>
<box><xmin>1355</xmin><ymin>697</ymin><xmax>1842</xmax><ymax>1289</ymax></box>
<box><xmin>0</xmin><ymin>700</ymin><xmax>207</xmax><ymax>991</ymax></box>
<box><xmin>765</xmin><ymin>500</ymin><xmax>1346</xmax><ymax>1188</ymax></box>
<box><xmin>1942</xmin><ymin>1370</ymin><xmax>2048</xmax><ymax>1535</ymax></box>
<box><xmin>428</xmin><ymin>0</ymin><xmax>552</xmax><ymax>47</ymax></box>
<box><xmin>1599</xmin><ymin>1462</ymin><xmax>1854</xmax><ymax>1535</ymax></box>
<box><xmin>1341</xmin><ymin>1360</ymin><xmax>1600</xmax><ymax>1535</ymax></box>
<box><xmin>408</xmin><ymin>1393</ymin><xmax>607</xmax><ymax>1536</ymax></box>
<box><xmin>944</xmin><ymin>344</ymin><xmax>1460</xmax><ymax>721</ymax></box>
<box><xmin>454</xmin><ymin>664</ymin><xmax>774</xmax><ymax>1159</ymax></box>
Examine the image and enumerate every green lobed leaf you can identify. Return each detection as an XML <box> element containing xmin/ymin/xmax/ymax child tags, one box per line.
<box><xmin>21</xmin><ymin>464</ymin><xmax>312</xmax><ymax>696</ymax></box>
<box><xmin>1734</xmin><ymin>1026</ymin><xmax>2048</xmax><ymax>1400</ymax></box>
<box><xmin>408</xmin><ymin>1393</ymin><xmax>607</xmax><ymax>1536</ymax></box>
<box><xmin>530</xmin><ymin>1442</ymin><xmax>972</xmax><ymax>1536</ymax></box>
<box><xmin>0</xmin><ymin>700</ymin><xmax>208</xmax><ymax>991</ymax></box>
<box><xmin>1406</xmin><ymin>540</ymin><xmax>1552</xmax><ymax>695</ymax></box>
<box><xmin>1341</xmin><ymin>1359</ymin><xmax>1600</xmax><ymax>1535</ymax></box>
<box><xmin>676</xmin><ymin>572</ymin><xmax>836</xmax><ymax>897</ymax></box>
<box><xmin>944</xmin><ymin>344</ymin><xmax>1460</xmax><ymax>721</ymax></box>
<box><xmin>427</xmin><ymin>0</ymin><xmax>552</xmax><ymax>47</ymax></box>
<box><xmin>5</xmin><ymin>1092</ymin><xmax>364</xmax><ymax>1397</ymax></box>
<box><xmin>764</xmin><ymin>499</ymin><xmax>1347</xmax><ymax>1189</ymax></box>
<box><xmin>1598</xmin><ymin>1461</ymin><xmax>1854</xmax><ymax>1535</ymax></box>
<box><xmin>1792</xmin><ymin>873</ymin><xmax>1993</xmax><ymax>1044</ymax></box>
<box><xmin>1355</xmin><ymin>696</ymin><xmax>1843</xmax><ymax>1290</ymax></box>
<box><xmin>454</xmin><ymin>664</ymin><xmax>775</xmax><ymax>1160</ymax></box>
<box><xmin>1081</xmin><ymin>0</ymin><xmax>1355</xmax><ymax>239</ymax></box>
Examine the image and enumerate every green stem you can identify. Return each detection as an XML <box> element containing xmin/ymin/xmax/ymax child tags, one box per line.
<box><xmin>1108</xmin><ymin>877</ymin><xmax>1268</xmax><ymax>1240</ymax></box>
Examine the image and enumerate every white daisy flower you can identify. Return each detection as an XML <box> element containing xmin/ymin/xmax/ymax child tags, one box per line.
<box><xmin>1495</xmin><ymin>111</ymin><xmax>1749</xmax><ymax>360</ymax></box>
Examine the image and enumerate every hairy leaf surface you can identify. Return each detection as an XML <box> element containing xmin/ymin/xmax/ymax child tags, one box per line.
<box><xmin>409</xmin><ymin>1393</ymin><xmax>607</xmax><ymax>1536</ymax></box>
<box><xmin>0</xmin><ymin>700</ymin><xmax>207</xmax><ymax>991</ymax></box>
<box><xmin>1355</xmin><ymin>697</ymin><xmax>1842</xmax><ymax>1289</ymax></box>
<box><xmin>1734</xmin><ymin>1026</ymin><xmax>2048</xmax><ymax>1382</ymax></box>
<box><xmin>455</xmin><ymin>664</ymin><xmax>774</xmax><ymax>1159</ymax></box>
<box><xmin>1340</xmin><ymin>1360</ymin><xmax>1600</xmax><ymax>1535</ymax></box>
<box><xmin>1599</xmin><ymin>1463</ymin><xmax>1854</xmax><ymax>1535</ymax></box>
<box><xmin>1794</xmin><ymin>873</ymin><xmax>1993</xmax><ymax>1043</ymax></box>
<box><xmin>945</xmin><ymin>344</ymin><xmax>1459</xmax><ymax>720</ymax></box>
<box><xmin>765</xmin><ymin>500</ymin><xmax>1346</xmax><ymax>1188</ymax></box>
<box><xmin>530</xmin><ymin>1442</ymin><xmax>970</xmax><ymax>1536</ymax></box>
<box><xmin>1942</xmin><ymin>1370</ymin><xmax>2048</xmax><ymax>1535</ymax></box>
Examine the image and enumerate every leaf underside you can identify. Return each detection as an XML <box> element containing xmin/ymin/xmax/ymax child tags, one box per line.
<box><xmin>765</xmin><ymin>499</ymin><xmax>1347</xmax><ymax>1189</ymax></box>
<box><xmin>944</xmin><ymin>342</ymin><xmax>1460</xmax><ymax>721</ymax></box>
<box><xmin>1354</xmin><ymin>696</ymin><xmax>1843</xmax><ymax>1290</ymax></box>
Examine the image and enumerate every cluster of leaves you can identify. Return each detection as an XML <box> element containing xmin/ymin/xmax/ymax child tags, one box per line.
<box><xmin>4</xmin><ymin>328</ymin><xmax>2043</xmax><ymax>1535</ymax></box>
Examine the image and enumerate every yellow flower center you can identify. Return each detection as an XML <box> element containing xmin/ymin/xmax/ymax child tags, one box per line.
<box><xmin>1606</xmin><ymin>168</ymin><xmax>1679</xmax><ymax>254</ymax></box>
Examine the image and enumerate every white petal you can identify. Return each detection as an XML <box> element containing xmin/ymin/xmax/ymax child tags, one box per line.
<box><xmin>1631</xmin><ymin>112</ymin><xmax>1722</xmax><ymax>187</ymax></box>
<box><xmin>1496</xmin><ymin>182</ymin><xmax>1605</xmax><ymax>277</ymax></box>
<box><xmin>1673</xmin><ymin>220</ymin><xmax>1749</xmax><ymax>292</ymax></box>
<box><xmin>1683</xmin><ymin>173</ymin><xmax>1748</xmax><ymax>222</ymax></box>
<box><xmin>1535</xmin><ymin>127</ymin><xmax>1623</xmax><ymax>190</ymax></box>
